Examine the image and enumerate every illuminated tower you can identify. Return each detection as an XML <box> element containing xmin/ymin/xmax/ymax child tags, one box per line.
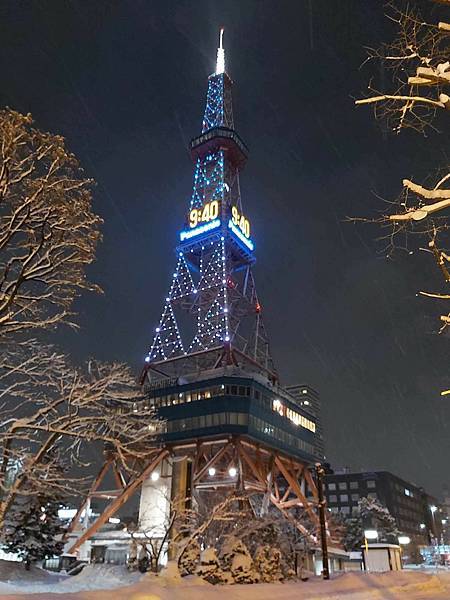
<box><xmin>66</xmin><ymin>32</ymin><xmax>338</xmax><ymax>557</ymax></box>
<box><xmin>143</xmin><ymin>29</ymin><xmax>275</xmax><ymax>383</ymax></box>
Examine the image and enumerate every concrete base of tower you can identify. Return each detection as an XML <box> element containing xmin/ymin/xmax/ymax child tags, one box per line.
<box><xmin>138</xmin><ymin>458</ymin><xmax>172</xmax><ymax>536</ymax></box>
<box><xmin>137</xmin><ymin>456</ymin><xmax>193</xmax><ymax>561</ymax></box>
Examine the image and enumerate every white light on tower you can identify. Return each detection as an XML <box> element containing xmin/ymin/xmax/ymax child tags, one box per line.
<box><xmin>398</xmin><ymin>536</ymin><xmax>410</xmax><ymax>545</ymax></box>
<box><xmin>228</xmin><ymin>466</ymin><xmax>237</xmax><ymax>477</ymax></box>
<box><xmin>151</xmin><ymin>471</ymin><xmax>160</xmax><ymax>482</ymax></box>
<box><xmin>216</xmin><ymin>28</ymin><xmax>225</xmax><ymax>75</ymax></box>
<box><xmin>419</xmin><ymin>523</ymin><xmax>426</xmax><ymax>529</ymax></box>
<box><xmin>208</xmin><ymin>467</ymin><xmax>216</xmax><ymax>477</ymax></box>
<box><xmin>430</xmin><ymin>505</ymin><xmax>437</xmax><ymax>513</ymax></box>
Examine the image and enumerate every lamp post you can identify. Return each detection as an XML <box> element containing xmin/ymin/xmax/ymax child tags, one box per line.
<box><xmin>363</xmin><ymin>529</ymin><xmax>378</xmax><ymax>571</ymax></box>
<box><xmin>315</xmin><ymin>463</ymin><xmax>330</xmax><ymax>580</ymax></box>
<box><xmin>398</xmin><ymin>536</ymin><xmax>410</xmax><ymax>567</ymax></box>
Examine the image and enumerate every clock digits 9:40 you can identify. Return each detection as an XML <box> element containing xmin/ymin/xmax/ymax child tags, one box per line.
<box><xmin>231</xmin><ymin>206</ymin><xmax>250</xmax><ymax>238</ymax></box>
<box><xmin>189</xmin><ymin>200</ymin><xmax>220</xmax><ymax>228</ymax></box>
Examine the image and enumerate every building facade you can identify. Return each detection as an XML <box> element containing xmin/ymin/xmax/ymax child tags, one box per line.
<box><xmin>146</xmin><ymin>369</ymin><xmax>319</xmax><ymax>462</ymax></box>
<box><xmin>285</xmin><ymin>384</ymin><xmax>324</xmax><ymax>460</ymax></box>
<box><xmin>323</xmin><ymin>469</ymin><xmax>444</xmax><ymax>544</ymax></box>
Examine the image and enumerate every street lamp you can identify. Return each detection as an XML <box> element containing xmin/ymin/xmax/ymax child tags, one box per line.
<box><xmin>430</xmin><ymin>505</ymin><xmax>438</xmax><ymax>537</ymax></box>
<box><xmin>398</xmin><ymin>536</ymin><xmax>410</xmax><ymax>545</ymax></box>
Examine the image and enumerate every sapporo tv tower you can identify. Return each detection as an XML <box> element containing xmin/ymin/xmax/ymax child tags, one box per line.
<box><xmin>143</xmin><ymin>27</ymin><xmax>274</xmax><ymax>379</ymax></box>
<box><xmin>67</xmin><ymin>31</ymin><xmax>333</xmax><ymax>555</ymax></box>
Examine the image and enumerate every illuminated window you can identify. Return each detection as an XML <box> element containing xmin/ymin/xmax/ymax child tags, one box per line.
<box><xmin>351</xmin><ymin>494</ymin><xmax>359</xmax><ymax>502</ymax></box>
<box><xmin>272</xmin><ymin>399</ymin><xmax>315</xmax><ymax>432</ymax></box>
<box><xmin>328</xmin><ymin>483</ymin><xmax>336</xmax><ymax>491</ymax></box>
<box><xmin>273</xmin><ymin>399</ymin><xmax>283</xmax><ymax>416</ymax></box>
<box><xmin>329</xmin><ymin>495</ymin><xmax>337</xmax><ymax>503</ymax></box>
<box><xmin>340</xmin><ymin>494</ymin><xmax>348</xmax><ymax>503</ymax></box>
<box><xmin>338</xmin><ymin>482</ymin><xmax>347</xmax><ymax>491</ymax></box>
<box><xmin>368</xmin><ymin>492</ymin><xmax>377</xmax><ymax>500</ymax></box>
<box><xmin>350</xmin><ymin>481</ymin><xmax>358</xmax><ymax>490</ymax></box>
<box><xmin>367</xmin><ymin>480</ymin><xmax>376</xmax><ymax>489</ymax></box>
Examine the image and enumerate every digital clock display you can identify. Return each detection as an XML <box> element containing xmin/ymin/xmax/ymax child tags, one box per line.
<box><xmin>182</xmin><ymin>201</ymin><xmax>253</xmax><ymax>251</ymax></box>
<box><xmin>189</xmin><ymin>200</ymin><xmax>220</xmax><ymax>228</ymax></box>
<box><xmin>231</xmin><ymin>206</ymin><xmax>250</xmax><ymax>238</ymax></box>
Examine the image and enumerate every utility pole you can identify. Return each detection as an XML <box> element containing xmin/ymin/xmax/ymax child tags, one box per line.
<box><xmin>315</xmin><ymin>463</ymin><xmax>330</xmax><ymax>580</ymax></box>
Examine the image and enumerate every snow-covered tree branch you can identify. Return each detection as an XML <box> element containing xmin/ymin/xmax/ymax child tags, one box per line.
<box><xmin>0</xmin><ymin>340</ymin><xmax>161</xmax><ymax>530</ymax></box>
<box><xmin>354</xmin><ymin>0</ymin><xmax>450</xmax><ymax>333</ymax></box>
<box><xmin>0</xmin><ymin>109</ymin><xmax>102</xmax><ymax>336</ymax></box>
<box><xmin>356</xmin><ymin>2</ymin><xmax>449</xmax><ymax>134</ymax></box>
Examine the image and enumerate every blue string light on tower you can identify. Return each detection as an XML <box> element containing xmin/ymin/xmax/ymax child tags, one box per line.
<box><xmin>144</xmin><ymin>28</ymin><xmax>275</xmax><ymax>381</ymax></box>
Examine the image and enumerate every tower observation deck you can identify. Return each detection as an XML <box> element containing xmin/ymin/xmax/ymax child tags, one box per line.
<box><xmin>141</xmin><ymin>31</ymin><xmax>321</xmax><ymax>465</ymax></box>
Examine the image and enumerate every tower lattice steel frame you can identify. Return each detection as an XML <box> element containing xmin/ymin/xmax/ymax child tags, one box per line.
<box><xmin>143</xmin><ymin>31</ymin><xmax>276</xmax><ymax>385</ymax></box>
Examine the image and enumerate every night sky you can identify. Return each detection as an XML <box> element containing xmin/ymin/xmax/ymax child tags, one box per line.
<box><xmin>1</xmin><ymin>1</ymin><xmax>448</xmax><ymax>498</ymax></box>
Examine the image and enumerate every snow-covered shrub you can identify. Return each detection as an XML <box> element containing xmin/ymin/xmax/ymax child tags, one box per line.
<box><xmin>254</xmin><ymin>544</ymin><xmax>283</xmax><ymax>582</ymax></box>
<box><xmin>196</xmin><ymin>547</ymin><xmax>231</xmax><ymax>584</ymax></box>
<box><xmin>178</xmin><ymin>539</ymin><xmax>200</xmax><ymax>576</ymax></box>
<box><xmin>220</xmin><ymin>537</ymin><xmax>259</xmax><ymax>584</ymax></box>
<box><xmin>231</xmin><ymin>552</ymin><xmax>259</xmax><ymax>584</ymax></box>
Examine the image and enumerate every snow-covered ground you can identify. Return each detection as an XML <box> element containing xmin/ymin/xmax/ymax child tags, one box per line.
<box><xmin>0</xmin><ymin>560</ymin><xmax>449</xmax><ymax>599</ymax></box>
<box><xmin>0</xmin><ymin>562</ymin><xmax>142</xmax><ymax>596</ymax></box>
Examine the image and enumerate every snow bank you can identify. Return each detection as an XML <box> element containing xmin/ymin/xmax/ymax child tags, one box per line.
<box><xmin>58</xmin><ymin>564</ymin><xmax>143</xmax><ymax>591</ymax></box>
<box><xmin>0</xmin><ymin>560</ymin><xmax>143</xmax><ymax>596</ymax></box>
<box><xmin>0</xmin><ymin>560</ymin><xmax>62</xmax><ymax>584</ymax></box>
<box><xmin>0</xmin><ymin>561</ymin><xmax>448</xmax><ymax>598</ymax></box>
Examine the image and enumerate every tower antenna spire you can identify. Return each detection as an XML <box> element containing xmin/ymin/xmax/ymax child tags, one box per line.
<box><xmin>216</xmin><ymin>27</ymin><xmax>225</xmax><ymax>75</ymax></box>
